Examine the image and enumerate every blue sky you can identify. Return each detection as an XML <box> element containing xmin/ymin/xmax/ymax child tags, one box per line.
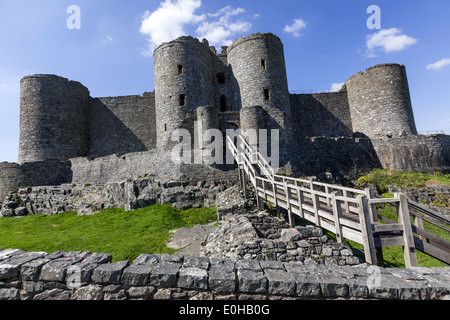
<box><xmin>0</xmin><ymin>0</ymin><xmax>449</xmax><ymax>162</ymax></box>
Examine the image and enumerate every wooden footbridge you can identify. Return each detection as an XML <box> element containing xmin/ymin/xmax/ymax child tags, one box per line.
<box><xmin>226</xmin><ymin>134</ymin><xmax>450</xmax><ymax>267</ymax></box>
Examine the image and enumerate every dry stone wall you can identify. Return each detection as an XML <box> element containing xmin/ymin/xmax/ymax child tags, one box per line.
<box><xmin>1</xmin><ymin>249</ymin><xmax>449</xmax><ymax>300</ymax></box>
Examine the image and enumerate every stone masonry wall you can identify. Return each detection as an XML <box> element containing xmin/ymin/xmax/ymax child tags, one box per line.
<box><xmin>0</xmin><ymin>160</ymin><xmax>71</xmax><ymax>201</ymax></box>
<box><xmin>18</xmin><ymin>75</ymin><xmax>90</xmax><ymax>163</ymax></box>
<box><xmin>89</xmin><ymin>92</ymin><xmax>156</xmax><ymax>158</ymax></box>
<box><xmin>290</xmin><ymin>91</ymin><xmax>353</xmax><ymax>138</ymax></box>
<box><xmin>372</xmin><ymin>134</ymin><xmax>450</xmax><ymax>174</ymax></box>
<box><xmin>1</xmin><ymin>249</ymin><xmax>449</xmax><ymax>300</ymax></box>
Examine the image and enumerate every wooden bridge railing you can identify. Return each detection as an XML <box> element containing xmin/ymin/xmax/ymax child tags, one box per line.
<box><xmin>226</xmin><ymin>134</ymin><xmax>450</xmax><ymax>267</ymax></box>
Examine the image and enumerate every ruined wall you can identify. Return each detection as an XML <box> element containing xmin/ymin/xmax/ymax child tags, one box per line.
<box><xmin>290</xmin><ymin>91</ymin><xmax>353</xmax><ymax>138</ymax></box>
<box><xmin>372</xmin><ymin>134</ymin><xmax>450</xmax><ymax>174</ymax></box>
<box><xmin>89</xmin><ymin>92</ymin><xmax>156</xmax><ymax>158</ymax></box>
<box><xmin>286</xmin><ymin>137</ymin><xmax>381</xmax><ymax>180</ymax></box>
<box><xmin>0</xmin><ymin>160</ymin><xmax>70</xmax><ymax>200</ymax></box>
<box><xmin>18</xmin><ymin>75</ymin><xmax>90</xmax><ymax>163</ymax></box>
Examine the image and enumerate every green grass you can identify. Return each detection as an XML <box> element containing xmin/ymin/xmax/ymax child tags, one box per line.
<box><xmin>358</xmin><ymin>169</ymin><xmax>450</xmax><ymax>194</ymax></box>
<box><xmin>0</xmin><ymin>204</ymin><xmax>217</xmax><ymax>262</ymax></box>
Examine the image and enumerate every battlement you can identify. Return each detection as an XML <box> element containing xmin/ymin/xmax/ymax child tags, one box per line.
<box><xmin>227</xmin><ymin>32</ymin><xmax>282</xmax><ymax>54</ymax></box>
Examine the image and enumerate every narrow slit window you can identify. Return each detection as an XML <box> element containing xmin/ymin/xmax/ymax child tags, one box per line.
<box><xmin>264</xmin><ymin>89</ymin><xmax>270</xmax><ymax>101</ymax></box>
<box><xmin>179</xmin><ymin>94</ymin><xmax>186</xmax><ymax>106</ymax></box>
<box><xmin>261</xmin><ymin>59</ymin><xmax>266</xmax><ymax>70</ymax></box>
<box><xmin>178</xmin><ymin>65</ymin><xmax>183</xmax><ymax>75</ymax></box>
<box><xmin>220</xmin><ymin>95</ymin><xmax>227</xmax><ymax>112</ymax></box>
<box><xmin>164</xmin><ymin>124</ymin><xmax>167</xmax><ymax>131</ymax></box>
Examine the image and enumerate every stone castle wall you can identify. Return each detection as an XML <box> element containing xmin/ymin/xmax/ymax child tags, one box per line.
<box><xmin>3</xmin><ymin>33</ymin><xmax>450</xmax><ymax>199</ymax></box>
<box><xmin>0</xmin><ymin>160</ymin><xmax>70</xmax><ymax>201</ymax></box>
<box><xmin>154</xmin><ymin>36</ymin><xmax>215</xmax><ymax>149</ymax></box>
<box><xmin>289</xmin><ymin>91</ymin><xmax>352</xmax><ymax>138</ymax></box>
<box><xmin>18</xmin><ymin>75</ymin><xmax>90</xmax><ymax>163</ymax></box>
<box><xmin>346</xmin><ymin>64</ymin><xmax>417</xmax><ymax>139</ymax></box>
<box><xmin>89</xmin><ymin>92</ymin><xmax>156</xmax><ymax>158</ymax></box>
<box><xmin>372</xmin><ymin>134</ymin><xmax>450</xmax><ymax>174</ymax></box>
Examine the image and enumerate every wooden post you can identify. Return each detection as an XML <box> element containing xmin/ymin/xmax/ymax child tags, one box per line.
<box><xmin>312</xmin><ymin>192</ymin><xmax>321</xmax><ymax>227</ymax></box>
<box><xmin>238</xmin><ymin>165</ymin><xmax>243</xmax><ymax>189</ymax></box>
<box><xmin>325</xmin><ymin>186</ymin><xmax>331</xmax><ymax>206</ymax></box>
<box><xmin>413</xmin><ymin>215</ymin><xmax>425</xmax><ymax>242</ymax></box>
<box><xmin>397</xmin><ymin>193</ymin><xmax>418</xmax><ymax>268</ymax></box>
<box><xmin>285</xmin><ymin>182</ymin><xmax>295</xmax><ymax>227</ymax></box>
<box><xmin>366</xmin><ymin>188</ymin><xmax>384</xmax><ymax>266</ymax></box>
<box><xmin>331</xmin><ymin>191</ymin><xmax>345</xmax><ymax>244</ymax></box>
<box><xmin>296</xmin><ymin>184</ymin><xmax>304</xmax><ymax>219</ymax></box>
<box><xmin>242</xmin><ymin>166</ymin><xmax>247</xmax><ymax>199</ymax></box>
<box><xmin>272</xmin><ymin>182</ymin><xmax>280</xmax><ymax>218</ymax></box>
<box><xmin>343</xmin><ymin>190</ymin><xmax>350</xmax><ymax>214</ymax></box>
<box><xmin>357</xmin><ymin>195</ymin><xmax>378</xmax><ymax>266</ymax></box>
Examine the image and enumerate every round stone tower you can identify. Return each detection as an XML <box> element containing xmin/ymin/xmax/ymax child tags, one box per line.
<box><xmin>153</xmin><ymin>36</ymin><xmax>215</xmax><ymax>149</ymax></box>
<box><xmin>346</xmin><ymin>63</ymin><xmax>417</xmax><ymax>139</ymax></box>
<box><xmin>18</xmin><ymin>75</ymin><xmax>90</xmax><ymax>163</ymax></box>
<box><xmin>227</xmin><ymin>33</ymin><xmax>293</xmax><ymax>149</ymax></box>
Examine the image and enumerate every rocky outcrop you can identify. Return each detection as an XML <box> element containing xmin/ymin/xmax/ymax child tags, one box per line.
<box><xmin>0</xmin><ymin>179</ymin><xmax>229</xmax><ymax>217</ymax></box>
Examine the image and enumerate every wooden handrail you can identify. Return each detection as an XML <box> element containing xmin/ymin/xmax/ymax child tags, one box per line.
<box><xmin>226</xmin><ymin>134</ymin><xmax>449</xmax><ymax>267</ymax></box>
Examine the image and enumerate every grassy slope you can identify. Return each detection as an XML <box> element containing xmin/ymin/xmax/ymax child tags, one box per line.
<box><xmin>358</xmin><ymin>169</ymin><xmax>450</xmax><ymax>194</ymax></box>
<box><xmin>0</xmin><ymin>204</ymin><xmax>217</xmax><ymax>262</ymax></box>
<box><xmin>352</xmin><ymin>169</ymin><xmax>450</xmax><ymax>267</ymax></box>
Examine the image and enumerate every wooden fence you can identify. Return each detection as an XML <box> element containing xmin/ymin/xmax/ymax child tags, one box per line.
<box><xmin>226</xmin><ymin>135</ymin><xmax>450</xmax><ymax>267</ymax></box>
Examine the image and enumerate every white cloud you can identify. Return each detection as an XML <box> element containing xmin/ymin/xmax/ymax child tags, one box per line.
<box><xmin>140</xmin><ymin>0</ymin><xmax>205</xmax><ymax>55</ymax></box>
<box><xmin>426</xmin><ymin>58</ymin><xmax>450</xmax><ymax>71</ymax></box>
<box><xmin>284</xmin><ymin>19</ymin><xmax>307</xmax><ymax>38</ymax></box>
<box><xmin>365</xmin><ymin>28</ymin><xmax>417</xmax><ymax>57</ymax></box>
<box><xmin>140</xmin><ymin>1</ymin><xmax>252</xmax><ymax>55</ymax></box>
<box><xmin>329</xmin><ymin>82</ymin><xmax>345</xmax><ymax>92</ymax></box>
<box><xmin>196</xmin><ymin>6</ymin><xmax>251</xmax><ymax>46</ymax></box>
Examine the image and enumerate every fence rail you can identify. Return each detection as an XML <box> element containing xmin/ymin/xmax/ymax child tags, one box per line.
<box><xmin>226</xmin><ymin>134</ymin><xmax>450</xmax><ymax>267</ymax></box>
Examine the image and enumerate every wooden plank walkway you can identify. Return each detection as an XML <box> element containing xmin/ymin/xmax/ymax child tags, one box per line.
<box><xmin>226</xmin><ymin>134</ymin><xmax>450</xmax><ymax>267</ymax></box>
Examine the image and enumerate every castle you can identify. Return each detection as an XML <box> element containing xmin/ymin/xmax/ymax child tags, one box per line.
<box><xmin>1</xmin><ymin>32</ymin><xmax>449</xmax><ymax>199</ymax></box>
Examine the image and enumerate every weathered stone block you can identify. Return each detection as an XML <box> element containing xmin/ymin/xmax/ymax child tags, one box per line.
<box><xmin>21</xmin><ymin>259</ymin><xmax>50</xmax><ymax>281</ymax></box>
<box><xmin>133</xmin><ymin>254</ymin><xmax>160</xmax><ymax>266</ymax></box>
<box><xmin>264</xmin><ymin>269</ymin><xmax>296</xmax><ymax>296</ymax></box>
<box><xmin>149</xmin><ymin>262</ymin><xmax>181</xmax><ymax>287</ymax></box>
<box><xmin>127</xmin><ymin>286</ymin><xmax>156</xmax><ymax>299</ymax></box>
<box><xmin>183</xmin><ymin>256</ymin><xmax>210</xmax><ymax>270</ymax></box>
<box><xmin>237</xmin><ymin>269</ymin><xmax>267</xmax><ymax>293</ymax></box>
<box><xmin>178</xmin><ymin>267</ymin><xmax>208</xmax><ymax>290</ymax></box>
<box><xmin>39</xmin><ymin>258</ymin><xmax>77</xmax><ymax>282</ymax></box>
<box><xmin>0</xmin><ymin>264</ymin><xmax>19</xmax><ymax>280</ymax></box>
<box><xmin>0</xmin><ymin>288</ymin><xmax>20</xmax><ymax>300</ymax></box>
<box><xmin>91</xmin><ymin>260</ymin><xmax>129</xmax><ymax>285</ymax></box>
<box><xmin>209</xmin><ymin>260</ymin><xmax>236</xmax><ymax>293</ymax></box>
<box><xmin>289</xmin><ymin>273</ymin><xmax>322</xmax><ymax>298</ymax></box>
<box><xmin>32</xmin><ymin>288</ymin><xmax>71</xmax><ymax>300</ymax></box>
<box><xmin>121</xmin><ymin>264</ymin><xmax>152</xmax><ymax>286</ymax></box>
<box><xmin>73</xmin><ymin>284</ymin><xmax>104</xmax><ymax>300</ymax></box>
